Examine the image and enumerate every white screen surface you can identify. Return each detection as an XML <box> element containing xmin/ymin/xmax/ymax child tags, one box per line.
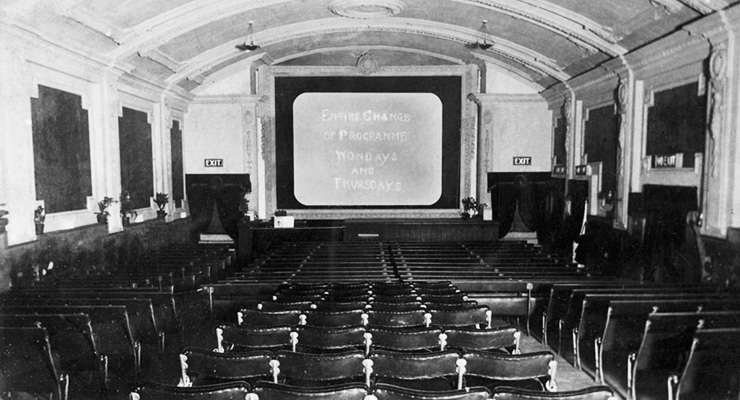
<box><xmin>293</xmin><ymin>92</ymin><xmax>442</xmax><ymax>206</ymax></box>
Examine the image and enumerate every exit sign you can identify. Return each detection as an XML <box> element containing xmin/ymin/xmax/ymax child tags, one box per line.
<box><xmin>204</xmin><ymin>159</ymin><xmax>223</xmax><ymax>167</ymax></box>
<box><xmin>513</xmin><ymin>156</ymin><xmax>532</xmax><ymax>166</ymax></box>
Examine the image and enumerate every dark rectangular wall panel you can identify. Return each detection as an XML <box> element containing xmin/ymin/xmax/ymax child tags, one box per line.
<box><xmin>119</xmin><ymin>107</ymin><xmax>153</xmax><ymax>209</ymax></box>
<box><xmin>32</xmin><ymin>85</ymin><xmax>92</xmax><ymax>213</ymax></box>
<box><xmin>584</xmin><ymin>104</ymin><xmax>619</xmax><ymax>195</ymax></box>
<box><xmin>553</xmin><ymin>117</ymin><xmax>566</xmax><ymax>165</ymax></box>
<box><xmin>171</xmin><ymin>120</ymin><xmax>184</xmax><ymax>208</ymax></box>
<box><xmin>646</xmin><ymin>82</ymin><xmax>706</xmax><ymax>168</ymax></box>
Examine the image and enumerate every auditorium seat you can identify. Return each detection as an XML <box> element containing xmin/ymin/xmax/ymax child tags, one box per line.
<box><xmin>368</xmin><ymin>349</ymin><xmax>463</xmax><ymax>391</ymax></box>
<box><xmin>272</xmin><ymin>349</ymin><xmax>367</xmax><ymax>387</ymax></box>
<box><xmin>367</xmin><ymin>327</ymin><xmax>443</xmax><ymax>352</ymax></box>
<box><xmin>462</xmin><ymin>351</ymin><xmax>556</xmax><ymax>392</ymax></box>
<box><xmin>0</xmin><ymin>326</ymin><xmax>69</xmax><ymax>400</ymax></box>
<box><xmin>673</xmin><ymin>328</ymin><xmax>740</xmax><ymax>400</ymax></box>
<box><xmin>440</xmin><ymin>326</ymin><xmax>520</xmax><ymax>354</ymax></box>
<box><xmin>489</xmin><ymin>386</ymin><xmax>616</xmax><ymax>400</ymax></box>
<box><xmin>179</xmin><ymin>347</ymin><xmax>272</xmax><ymax>386</ymax></box>
<box><xmin>632</xmin><ymin>311</ymin><xmax>740</xmax><ymax>400</ymax></box>
<box><xmin>252</xmin><ymin>381</ymin><xmax>369</xmax><ymax>400</ymax></box>
<box><xmin>295</xmin><ymin>325</ymin><xmax>367</xmax><ymax>354</ymax></box>
<box><xmin>217</xmin><ymin>325</ymin><xmax>294</xmax><ymax>352</ymax></box>
<box><xmin>370</xmin><ymin>383</ymin><xmax>492</xmax><ymax>400</ymax></box>
<box><xmin>130</xmin><ymin>380</ymin><xmax>251</xmax><ymax>400</ymax></box>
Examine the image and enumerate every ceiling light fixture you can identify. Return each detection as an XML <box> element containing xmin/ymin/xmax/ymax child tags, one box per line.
<box><xmin>477</xmin><ymin>20</ymin><xmax>493</xmax><ymax>50</ymax></box>
<box><xmin>236</xmin><ymin>21</ymin><xmax>260</xmax><ymax>51</ymax></box>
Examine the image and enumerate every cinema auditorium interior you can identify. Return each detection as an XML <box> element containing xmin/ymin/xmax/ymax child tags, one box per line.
<box><xmin>2</xmin><ymin>1</ymin><xmax>740</xmax><ymax>399</ymax></box>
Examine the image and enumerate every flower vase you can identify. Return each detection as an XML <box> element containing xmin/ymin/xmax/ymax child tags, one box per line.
<box><xmin>35</xmin><ymin>223</ymin><xmax>44</xmax><ymax>235</ymax></box>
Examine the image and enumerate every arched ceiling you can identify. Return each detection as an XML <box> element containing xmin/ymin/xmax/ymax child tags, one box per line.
<box><xmin>1</xmin><ymin>0</ymin><xmax>735</xmax><ymax>93</ymax></box>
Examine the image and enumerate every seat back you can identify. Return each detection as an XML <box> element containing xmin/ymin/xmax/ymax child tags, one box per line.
<box><xmin>238</xmin><ymin>309</ymin><xmax>302</xmax><ymax>327</ymax></box>
<box><xmin>181</xmin><ymin>347</ymin><xmax>272</xmax><ymax>385</ymax></box>
<box><xmin>131</xmin><ymin>380</ymin><xmax>251</xmax><ymax>400</ymax></box>
<box><xmin>304</xmin><ymin>309</ymin><xmax>365</xmax><ymax>328</ymax></box>
<box><xmin>0</xmin><ymin>326</ymin><xmax>67</xmax><ymax>400</ymax></box>
<box><xmin>675</xmin><ymin>328</ymin><xmax>740</xmax><ymax>400</ymax></box>
<box><xmin>295</xmin><ymin>325</ymin><xmax>367</xmax><ymax>352</ymax></box>
<box><xmin>429</xmin><ymin>307</ymin><xmax>491</xmax><ymax>328</ymax></box>
<box><xmin>366</xmin><ymin>310</ymin><xmax>431</xmax><ymax>328</ymax></box>
<box><xmin>252</xmin><ymin>381</ymin><xmax>368</xmax><ymax>400</ymax></box>
<box><xmin>218</xmin><ymin>325</ymin><xmax>293</xmax><ymax>351</ymax></box>
<box><xmin>368</xmin><ymin>327</ymin><xmax>442</xmax><ymax>352</ymax></box>
<box><xmin>441</xmin><ymin>326</ymin><xmax>519</xmax><ymax>353</ymax></box>
<box><xmin>371</xmin><ymin>383</ymin><xmax>491</xmax><ymax>400</ymax></box>
<box><xmin>369</xmin><ymin>349</ymin><xmax>461</xmax><ymax>383</ymax></box>
<box><xmin>462</xmin><ymin>351</ymin><xmax>555</xmax><ymax>389</ymax></box>
<box><xmin>491</xmin><ymin>385</ymin><xmax>616</xmax><ymax>400</ymax></box>
<box><xmin>274</xmin><ymin>349</ymin><xmax>366</xmax><ymax>385</ymax></box>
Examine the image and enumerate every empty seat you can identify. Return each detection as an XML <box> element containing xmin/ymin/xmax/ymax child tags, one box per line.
<box><xmin>272</xmin><ymin>349</ymin><xmax>367</xmax><ymax>387</ymax></box>
<box><xmin>0</xmin><ymin>326</ymin><xmax>69</xmax><ymax>400</ymax></box>
<box><xmin>369</xmin><ymin>349</ymin><xmax>463</xmax><ymax>391</ymax></box>
<box><xmin>179</xmin><ymin>347</ymin><xmax>272</xmax><ymax>386</ymax></box>
<box><xmin>217</xmin><ymin>325</ymin><xmax>294</xmax><ymax>352</ymax></box>
<box><xmin>366</xmin><ymin>310</ymin><xmax>431</xmax><ymax>329</ymax></box>
<box><xmin>673</xmin><ymin>328</ymin><xmax>740</xmax><ymax>400</ymax></box>
<box><xmin>371</xmin><ymin>383</ymin><xmax>491</xmax><ymax>400</ymax></box>
<box><xmin>440</xmin><ymin>327</ymin><xmax>520</xmax><ymax>354</ymax></box>
<box><xmin>490</xmin><ymin>385</ymin><xmax>616</xmax><ymax>400</ymax></box>
<box><xmin>130</xmin><ymin>380</ymin><xmax>251</xmax><ymax>400</ymax></box>
<box><xmin>368</xmin><ymin>327</ymin><xmax>443</xmax><ymax>352</ymax></box>
<box><xmin>252</xmin><ymin>381</ymin><xmax>368</xmax><ymax>400</ymax></box>
<box><xmin>429</xmin><ymin>307</ymin><xmax>492</xmax><ymax>329</ymax></box>
<box><xmin>462</xmin><ymin>351</ymin><xmax>556</xmax><ymax>392</ymax></box>
<box><xmin>237</xmin><ymin>309</ymin><xmax>302</xmax><ymax>327</ymax></box>
<box><xmin>295</xmin><ymin>325</ymin><xmax>367</xmax><ymax>353</ymax></box>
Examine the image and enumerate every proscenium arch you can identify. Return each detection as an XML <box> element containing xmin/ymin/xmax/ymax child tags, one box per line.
<box><xmin>166</xmin><ymin>19</ymin><xmax>571</xmax><ymax>87</ymax></box>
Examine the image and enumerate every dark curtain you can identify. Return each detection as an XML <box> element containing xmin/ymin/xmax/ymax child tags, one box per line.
<box><xmin>491</xmin><ymin>183</ymin><xmax>518</xmax><ymax>238</ymax></box>
<box><xmin>186</xmin><ymin>174</ymin><xmax>250</xmax><ymax>241</ymax></box>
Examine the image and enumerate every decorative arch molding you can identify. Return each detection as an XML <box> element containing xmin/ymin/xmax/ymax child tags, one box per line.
<box><xmin>109</xmin><ymin>0</ymin><xmax>623</xmax><ymax>60</ymax></box>
<box><xmin>257</xmin><ymin>64</ymin><xmax>478</xmax><ymax>219</ymax></box>
<box><xmin>270</xmin><ymin>45</ymin><xmax>466</xmax><ymax>66</ymax></box>
<box><xmin>168</xmin><ymin>18</ymin><xmax>570</xmax><ymax>87</ymax></box>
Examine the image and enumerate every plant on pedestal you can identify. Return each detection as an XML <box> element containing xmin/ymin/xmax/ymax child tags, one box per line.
<box><xmin>34</xmin><ymin>205</ymin><xmax>45</xmax><ymax>235</ymax></box>
<box><xmin>96</xmin><ymin>197</ymin><xmax>116</xmax><ymax>224</ymax></box>
<box><xmin>154</xmin><ymin>192</ymin><xmax>169</xmax><ymax>219</ymax></box>
<box><xmin>461</xmin><ymin>197</ymin><xmax>488</xmax><ymax>220</ymax></box>
<box><xmin>120</xmin><ymin>191</ymin><xmax>137</xmax><ymax>226</ymax></box>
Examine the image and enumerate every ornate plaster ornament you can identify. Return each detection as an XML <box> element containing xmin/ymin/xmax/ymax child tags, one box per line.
<box><xmin>707</xmin><ymin>45</ymin><xmax>726</xmax><ymax>178</ymax></box>
<box><xmin>328</xmin><ymin>0</ymin><xmax>407</xmax><ymax>19</ymax></box>
<box><xmin>356</xmin><ymin>52</ymin><xmax>381</xmax><ymax>74</ymax></box>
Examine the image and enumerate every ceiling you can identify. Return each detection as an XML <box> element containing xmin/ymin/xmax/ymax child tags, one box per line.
<box><xmin>2</xmin><ymin>0</ymin><xmax>735</xmax><ymax>93</ymax></box>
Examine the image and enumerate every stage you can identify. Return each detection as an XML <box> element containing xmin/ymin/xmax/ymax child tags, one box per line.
<box><xmin>237</xmin><ymin>218</ymin><xmax>499</xmax><ymax>263</ymax></box>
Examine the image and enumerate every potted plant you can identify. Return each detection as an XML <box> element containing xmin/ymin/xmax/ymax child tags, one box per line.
<box><xmin>120</xmin><ymin>191</ymin><xmax>137</xmax><ymax>226</ymax></box>
<box><xmin>154</xmin><ymin>192</ymin><xmax>169</xmax><ymax>219</ymax></box>
<box><xmin>34</xmin><ymin>205</ymin><xmax>45</xmax><ymax>235</ymax></box>
<box><xmin>461</xmin><ymin>197</ymin><xmax>488</xmax><ymax>220</ymax></box>
<box><xmin>96</xmin><ymin>196</ymin><xmax>116</xmax><ymax>224</ymax></box>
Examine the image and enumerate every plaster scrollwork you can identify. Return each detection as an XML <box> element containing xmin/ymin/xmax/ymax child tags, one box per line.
<box><xmin>707</xmin><ymin>45</ymin><xmax>726</xmax><ymax>178</ymax></box>
<box><xmin>463</xmin><ymin>116</ymin><xmax>477</xmax><ymax>156</ymax></box>
<box><xmin>484</xmin><ymin>129</ymin><xmax>491</xmax><ymax>171</ymax></box>
<box><xmin>356</xmin><ymin>52</ymin><xmax>381</xmax><ymax>74</ymax></box>
<box><xmin>562</xmin><ymin>97</ymin><xmax>572</xmax><ymax>165</ymax></box>
<box><xmin>243</xmin><ymin>108</ymin><xmax>254</xmax><ymax>171</ymax></box>
<box><xmin>616</xmin><ymin>78</ymin><xmax>630</xmax><ymax>178</ymax></box>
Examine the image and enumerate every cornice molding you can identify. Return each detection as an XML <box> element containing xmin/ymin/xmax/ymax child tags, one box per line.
<box><xmin>191</xmin><ymin>94</ymin><xmax>263</xmax><ymax>105</ymax></box>
<box><xmin>468</xmin><ymin>93</ymin><xmax>545</xmax><ymax>104</ymax></box>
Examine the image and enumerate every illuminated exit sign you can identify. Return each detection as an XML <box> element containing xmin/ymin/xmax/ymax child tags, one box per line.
<box><xmin>204</xmin><ymin>159</ymin><xmax>223</xmax><ymax>167</ymax></box>
<box><xmin>513</xmin><ymin>156</ymin><xmax>532</xmax><ymax>166</ymax></box>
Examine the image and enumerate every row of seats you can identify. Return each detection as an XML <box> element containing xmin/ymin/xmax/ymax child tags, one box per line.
<box><xmin>131</xmin><ymin>381</ymin><xmax>617</xmax><ymax>400</ymax></box>
<box><xmin>216</xmin><ymin>325</ymin><xmax>520</xmax><ymax>354</ymax></box>
<box><xmin>0</xmin><ymin>243</ymin><xmax>233</xmax><ymax>399</ymax></box>
<box><xmin>129</xmin><ymin>279</ymin><xmax>617</xmax><ymax>400</ymax></box>
<box><xmin>536</xmin><ymin>282</ymin><xmax>740</xmax><ymax>400</ymax></box>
